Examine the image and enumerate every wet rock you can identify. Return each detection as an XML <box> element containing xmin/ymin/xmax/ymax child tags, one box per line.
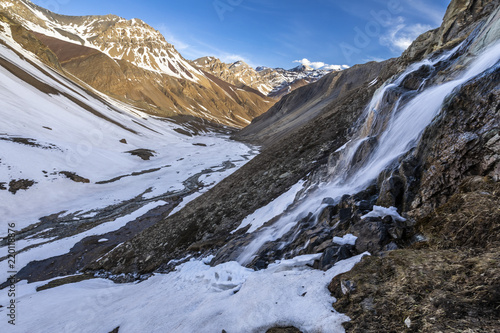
<box><xmin>321</xmin><ymin>197</ymin><xmax>335</xmax><ymax>205</ymax></box>
<box><xmin>387</xmin><ymin>222</ymin><xmax>405</xmax><ymax>240</ymax></box>
<box><xmin>351</xmin><ymin>218</ymin><xmax>389</xmax><ymax>254</ymax></box>
<box><xmin>8</xmin><ymin>179</ymin><xmax>35</xmax><ymax>194</ymax></box>
<box><xmin>59</xmin><ymin>171</ymin><xmax>90</xmax><ymax>183</ymax></box>
<box><xmin>356</xmin><ymin>200</ymin><xmax>372</xmax><ymax>213</ymax></box>
<box><xmin>377</xmin><ymin>175</ymin><xmax>405</xmax><ymax>210</ymax></box>
<box><xmin>315</xmin><ymin>245</ymin><xmax>355</xmax><ymax>271</ymax></box>
<box><xmin>313</xmin><ymin>239</ymin><xmax>333</xmax><ymax>253</ymax></box>
<box><xmin>351</xmin><ymin>137</ymin><xmax>378</xmax><ymax>168</ymax></box>
<box><xmin>317</xmin><ymin>247</ymin><xmax>337</xmax><ymax>270</ymax></box>
<box><xmin>401</xmin><ymin>64</ymin><xmax>434</xmax><ymax>90</ymax></box>
<box><xmin>383</xmin><ymin>241</ymin><xmax>399</xmax><ymax>251</ymax></box>
<box><xmin>411</xmin><ymin>63</ymin><xmax>500</xmax><ymax>216</ymax></box>
<box><xmin>339</xmin><ymin>207</ymin><xmax>352</xmax><ymax>221</ymax></box>
<box><xmin>397</xmin><ymin>152</ymin><xmax>421</xmax><ymax>212</ymax></box>
<box><xmin>317</xmin><ymin>205</ymin><xmax>338</xmax><ymax>226</ymax></box>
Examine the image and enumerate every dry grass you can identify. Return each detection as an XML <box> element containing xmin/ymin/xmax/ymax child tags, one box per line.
<box><xmin>330</xmin><ymin>178</ymin><xmax>500</xmax><ymax>332</ymax></box>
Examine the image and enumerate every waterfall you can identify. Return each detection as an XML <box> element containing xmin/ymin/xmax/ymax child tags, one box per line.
<box><xmin>237</xmin><ymin>39</ymin><xmax>500</xmax><ymax>266</ymax></box>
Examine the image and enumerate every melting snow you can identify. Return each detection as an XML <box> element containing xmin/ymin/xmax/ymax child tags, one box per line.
<box><xmin>233</xmin><ymin>180</ymin><xmax>305</xmax><ymax>234</ymax></box>
<box><xmin>361</xmin><ymin>206</ymin><xmax>406</xmax><ymax>222</ymax></box>
<box><xmin>333</xmin><ymin>234</ymin><xmax>358</xmax><ymax>246</ymax></box>
<box><xmin>0</xmin><ymin>253</ymin><xmax>369</xmax><ymax>333</ymax></box>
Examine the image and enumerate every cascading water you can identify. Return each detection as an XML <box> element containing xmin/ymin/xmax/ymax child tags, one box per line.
<box><xmin>237</xmin><ymin>38</ymin><xmax>500</xmax><ymax>266</ymax></box>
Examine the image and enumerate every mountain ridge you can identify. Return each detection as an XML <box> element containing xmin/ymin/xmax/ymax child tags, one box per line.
<box><xmin>192</xmin><ymin>55</ymin><xmax>337</xmax><ymax>98</ymax></box>
<box><xmin>0</xmin><ymin>0</ymin><xmax>499</xmax><ymax>331</ymax></box>
<box><xmin>0</xmin><ymin>0</ymin><xmax>276</xmax><ymax>128</ymax></box>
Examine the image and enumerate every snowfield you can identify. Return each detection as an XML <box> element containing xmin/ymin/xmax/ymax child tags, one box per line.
<box><xmin>0</xmin><ymin>27</ymin><xmax>255</xmax><ymax>283</ymax></box>
<box><xmin>0</xmin><ymin>253</ymin><xmax>368</xmax><ymax>333</ymax></box>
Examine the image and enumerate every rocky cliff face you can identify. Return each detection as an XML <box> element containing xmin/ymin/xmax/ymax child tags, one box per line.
<box><xmin>0</xmin><ymin>0</ymin><xmax>275</xmax><ymax>127</ymax></box>
<box><xmin>193</xmin><ymin>56</ymin><xmax>335</xmax><ymax>98</ymax></box>
<box><xmin>82</xmin><ymin>1</ymin><xmax>500</xmax><ymax>331</ymax></box>
<box><xmin>234</xmin><ymin>61</ymin><xmax>386</xmax><ymax>146</ymax></box>
<box><xmin>2</xmin><ymin>0</ymin><xmax>499</xmax><ymax>331</ymax></box>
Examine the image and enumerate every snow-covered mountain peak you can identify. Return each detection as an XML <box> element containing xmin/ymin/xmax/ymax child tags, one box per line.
<box><xmin>1</xmin><ymin>0</ymin><xmax>202</xmax><ymax>81</ymax></box>
<box><xmin>291</xmin><ymin>63</ymin><xmax>314</xmax><ymax>72</ymax></box>
<box><xmin>193</xmin><ymin>56</ymin><xmax>340</xmax><ymax>98</ymax></box>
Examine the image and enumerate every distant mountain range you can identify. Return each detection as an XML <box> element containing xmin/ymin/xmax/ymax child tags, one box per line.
<box><xmin>0</xmin><ymin>0</ymin><xmax>341</xmax><ymax>128</ymax></box>
<box><xmin>0</xmin><ymin>0</ymin><xmax>277</xmax><ymax>127</ymax></box>
<box><xmin>192</xmin><ymin>56</ymin><xmax>336</xmax><ymax>98</ymax></box>
<box><xmin>1</xmin><ymin>0</ymin><xmax>500</xmax><ymax>331</ymax></box>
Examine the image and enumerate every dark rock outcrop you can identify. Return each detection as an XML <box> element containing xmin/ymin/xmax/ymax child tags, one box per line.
<box><xmin>8</xmin><ymin>179</ymin><xmax>35</xmax><ymax>194</ymax></box>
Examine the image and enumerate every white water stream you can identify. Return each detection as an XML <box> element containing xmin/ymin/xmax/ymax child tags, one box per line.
<box><xmin>238</xmin><ymin>40</ymin><xmax>500</xmax><ymax>265</ymax></box>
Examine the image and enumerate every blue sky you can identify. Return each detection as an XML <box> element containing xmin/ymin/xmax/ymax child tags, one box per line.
<box><xmin>30</xmin><ymin>0</ymin><xmax>450</xmax><ymax>69</ymax></box>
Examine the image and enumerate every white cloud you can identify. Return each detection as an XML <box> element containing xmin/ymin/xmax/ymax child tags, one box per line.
<box><xmin>380</xmin><ymin>23</ymin><xmax>433</xmax><ymax>52</ymax></box>
<box><xmin>293</xmin><ymin>58</ymin><xmax>349</xmax><ymax>71</ymax></box>
<box><xmin>323</xmin><ymin>64</ymin><xmax>351</xmax><ymax>70</ymax></box>
<box><xmin>406</xmin><ymin>0</ymin><xmax>446</xmax><ymax>26</ymax></box>
<box><xmin>363</xmin><ymin>56</ymin><xmax>386</xmax><ymax>63</ymax></box>
<box><xmin>293</xmin><ymin>58</ymin><xmax>325</xmax><ymax>69</ymax></box>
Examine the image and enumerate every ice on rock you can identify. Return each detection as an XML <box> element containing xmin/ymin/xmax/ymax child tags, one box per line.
<box><xmin>333</xmin><ymin>234</ymin><xmax>358</xmax><ymax>246</ymax></box>
<box><xmin>361</xmin><ymin>206</ymin><xmax>406</xmax><ymax>222</ymax></box>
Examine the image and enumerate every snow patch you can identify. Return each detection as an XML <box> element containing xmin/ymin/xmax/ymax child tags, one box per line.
<box><xmin>333</xmin><ymin>234</ymin><xmax>358</xmax><ymax>246</ymax></box>
<box><xmin>361</xmin><ymin>205</ymin><xmax>406</xmax><ymax>222</ymax></box>
<box><xmin>233</xmin><ymin>180</ymin><xmax>305</xmax><ymax>234</ymax></box>
<box><xmin>0</xmin><ymin>253</ymin><xmax>368</xmax><ymax>333</ymax></box>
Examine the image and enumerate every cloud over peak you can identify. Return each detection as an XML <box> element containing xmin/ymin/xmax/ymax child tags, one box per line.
<box><xmin>293</xmin><ymin>58</ymin><xmax>350</xmax><ymax>71</ymax></box>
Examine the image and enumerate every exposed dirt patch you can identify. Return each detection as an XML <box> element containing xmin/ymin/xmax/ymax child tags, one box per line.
<box><xmin>0</xmin><ymin>136</ymin><xmax>59</xmax><ymax>149</ymax></box>
<box><xmin>266</xmin><ymin>327</ymin><xmax>302</xmax><ymax>333</ymax></box>
<box><xmin>33</xmin><ymin>32</ymin><xmax>100</xmax><ymax>62</ymax></box>
<box><xmin>36</xmin><ymin>274</ymin><xmax>95</xmax><ymax>292</ymax></box>
<box><xmin>125</xmin><ymin>148</ymin><xmax>156</xmax><ymax>160</ymax></box>
<box><xmin>59</xmin><ymin>171</ymin><xmax>90</xmax><ymax>183</ymax></box>
<box><xmin>95</xmin><ymin>166</ymin><xmax>165</xmax><ymax>185</ymax></box>
<box><xmin>8</xmin><ymin>179</ymin><xmax>35</xmax><ymax>194</ymax></box>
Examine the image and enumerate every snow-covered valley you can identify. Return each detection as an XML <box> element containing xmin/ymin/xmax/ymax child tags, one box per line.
<box><xmin>0</xmin><ymin>0</ymin><xmax>499</xmax><ymax>332</ymax></box>
<box><xmin>0</xmin><ymin>30</ymin><xmax>256</xmax><ymax>285</ymax></box>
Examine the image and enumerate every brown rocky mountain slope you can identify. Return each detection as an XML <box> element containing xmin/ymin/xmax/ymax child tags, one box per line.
<box><xmin>74</xmin><ymin>3</ymin><xmax>500</xmax><ymax>332</ymax></box>
<box><xmin>193</xmin><ymin>55</ymin><xmax>336</xmax><ymax>98</ymax></box>
<box><xmin>0</xmin><ymin>0</ymin><xmax>275</xmax><ymax>128</ymax></box>
<box><xmin>4</xmin><ymin>0</ymin><xmax>498</xmax><ymax>330</ymax></box>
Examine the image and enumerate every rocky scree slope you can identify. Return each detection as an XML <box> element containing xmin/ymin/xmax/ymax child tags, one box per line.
<box><xmin>0</xmin><ymin>18</ymin><xmax>258</xmax><ymax>289</ymax></box>
<box><xmin>233</xmin><ymin>61</ymin><xmax>386</xmax><ymax>147</ymax></box>
<box><xmin>193</xmin><ymin>55</ymin><xmax>336</xmax><ymax>98</ymax></box>
<box><xmin>88</xmin><ymin>6</ymin><xmax>500</xmax><ymax>333</ymax></box>
<box><xmin>0</xmin><ymin>0</ymin><xmax>275</xmax><ymax>128</ymax></box>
